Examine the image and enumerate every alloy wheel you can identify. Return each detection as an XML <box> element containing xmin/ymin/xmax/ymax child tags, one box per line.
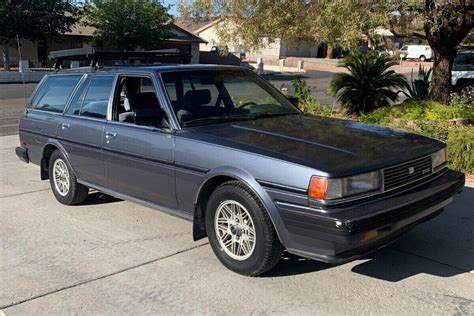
<box><xmin>214</xmin><ymin>200</ymin><xmax>256</xmax><ymax>261</ymax></box>
<box><xmin>53</xmin><ymin>158</ymin><xmax>70</xmax><ymax>196</ymax></box>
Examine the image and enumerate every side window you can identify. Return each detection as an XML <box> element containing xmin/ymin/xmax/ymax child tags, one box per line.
<box><xmin>80</xmin><ymin>75</ymin><xmax>115</xmax><ymax>119</ymax></box>
<box><xmin>454</xmin><ymin>53</ymin><xmax>474</xmax><ymax>70</ymax></box>
<box><xmin>32</xmin><ymin>75</ymin><xmax>82</xmax><ymax>113</ymax></box>
<box><xmin>113</xmin><ymin>76</ymin><xmax>168</xmax><ymax>128</ymax></box>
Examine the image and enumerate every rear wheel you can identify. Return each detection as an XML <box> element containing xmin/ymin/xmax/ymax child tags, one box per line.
<box><xmin>205</xmin><ymin>181</ymin><xmax>282</xmax><ymax>276</ymax></box>
<box><xmin>457</xmin><ymin>81</ymin><xmax>474</xmax><ymax>100</ymax></box>
<box><xmin>48</xmin><ymin>150</ymin><xmax>89</xmax><ymax>205</ymax></box>
<box><xmin>420</xmin><ymin>55</ymin><xmax>426</xmax><ymax>62</ymax></box>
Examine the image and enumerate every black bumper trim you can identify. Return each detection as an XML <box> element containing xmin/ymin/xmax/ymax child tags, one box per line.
<box><xmin>278</xmin><ymin>169</ymin><xmax>465</xmax><ymax>263</ymax></box>
<box><xmin>15</xmin><ymin>147</ymin><xmax>29</xmax><ymax>163</ymax></box>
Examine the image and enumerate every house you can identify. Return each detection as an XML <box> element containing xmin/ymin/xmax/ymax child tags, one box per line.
<box><xmin>178</xmin><ymin>18</ymin><xmax>325</xmax><ymax>61</ymax></box>
<box><xmin>1</xmin><ymin>23</ymin><xmax>207</xmax><ymax>67</ymax></box>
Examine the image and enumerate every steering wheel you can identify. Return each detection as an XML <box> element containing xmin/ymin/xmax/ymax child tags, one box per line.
<box><xmin>238</xmin><ymin>101</ymin><xmax>258</xmax><ymax>109</ymax></box>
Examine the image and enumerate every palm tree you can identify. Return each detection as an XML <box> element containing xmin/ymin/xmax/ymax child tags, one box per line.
<box><xmin>329</xmin><ymin>52</ymin><xmax>408</xmax><ymax>115</ymax></box>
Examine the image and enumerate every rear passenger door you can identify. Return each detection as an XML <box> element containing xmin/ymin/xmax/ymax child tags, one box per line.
<box><xmin>58</xmin><ymin>74</ymin><xmax>116</xmax><ymax>187</ymax></box>
<box><xmin>102</xmin><ymin>74</ymin><xmax>177</xmax><ymax>209</ymax></box>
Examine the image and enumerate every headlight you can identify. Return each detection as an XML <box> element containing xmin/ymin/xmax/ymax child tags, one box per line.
<box><xmin>309</xmin><ymin>171</ymin><xmax>381</xmax><ymax>200</ymax></box>
<box><xmin>432</xmin><ymin>148</ymin><xmax>447</xmax><ymax>171</ymax></box>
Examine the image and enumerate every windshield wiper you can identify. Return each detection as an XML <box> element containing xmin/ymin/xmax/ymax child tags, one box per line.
<box><xmin>183</xmin><ymin>115</ymin><xmax>256</xmax><ymax>127</ymax></box>
<box><xmin>250</xmin><ymin>112</ymin><xmax>300</xmax><ymax>119</ymax></box>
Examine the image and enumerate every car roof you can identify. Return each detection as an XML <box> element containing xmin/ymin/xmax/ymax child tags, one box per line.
<box><xmin>53</xmin><ymin>64</ymin><xmax>245</xmax><ymax>75</ymax></box>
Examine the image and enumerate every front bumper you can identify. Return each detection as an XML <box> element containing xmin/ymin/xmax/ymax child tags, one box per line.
<box><xmin>277</xmin><ymin>170</ymin><xmax>465</xmax><ymax>264</ymax></box>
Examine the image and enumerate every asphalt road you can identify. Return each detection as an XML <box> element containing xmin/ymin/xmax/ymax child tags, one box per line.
<box><xmin>1</xmin><ymin>134</ymin><xmax>473</xmax><ymax>314</ymax></box>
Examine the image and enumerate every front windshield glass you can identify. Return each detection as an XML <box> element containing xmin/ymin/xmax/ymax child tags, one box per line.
<box><xmin>160</xmin><ymin>69</ymin><xmax>300</xmax><ymax>127</ymax></box>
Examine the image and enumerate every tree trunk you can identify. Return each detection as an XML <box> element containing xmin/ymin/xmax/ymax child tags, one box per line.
<box><xmin>2</xmin><ymin>44</ymin><xmax>11</xmax><ymax>71</ymax></box>
<box><xmin>430</xmin><ymin>49</ymin><xmax>457</xmax><ymax>104</ymax></box>
<box><xmin>326</xmin><ymin>45</ymin><xmax>334</xmax><ymax>59</ymax></box>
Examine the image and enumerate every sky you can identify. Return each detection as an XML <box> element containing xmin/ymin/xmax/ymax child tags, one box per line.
<box><xmin>163</xmin><ymin>0</ymin><xmax>179</xmax><ymax>16</ymax></box>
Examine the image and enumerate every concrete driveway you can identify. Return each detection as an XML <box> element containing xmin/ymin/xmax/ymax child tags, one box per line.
<box><xmin>0</xmin><ymin>134</ymin><xmax>473</xmax><ymax>315</ymax></box>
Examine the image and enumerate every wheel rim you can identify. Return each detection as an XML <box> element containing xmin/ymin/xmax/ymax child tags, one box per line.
<box><xmin>53</xmin><ymin>158</ymin><xmax>70</xmax><ymax>196</ymax></box>
<box><xmin>214</xmin><ymin>200</ymin><xmax>256</xmax><ymax>261</ymax></box>
<box><xmin>461</xmin><ymin>85</ymin><xmax>474</xmax><ymax>99</ymax></box>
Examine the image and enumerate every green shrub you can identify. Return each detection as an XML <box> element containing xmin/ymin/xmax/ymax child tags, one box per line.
<box><xmin>400</xmin><ymin>65</ymin><xmax>432</xmax><ymax>101</ymax></box>
<box><xmin>291</xmin><ymin>75</ymin><xmax>332</xmax><ymax>117</ymax></box>
<box><xmin>447</xmin><ymin>127</ymin><xmax>474</xmax><ymax>174</ymax></box>
<box><xmin>329</xmin><ymin>52</ymin><xmax>407</xmax><ymax>114</ymax></box>
<box><xmin>291</xmin><ymin>75</ymin><xmax>312</xmax><ymax>102</ymax></box>
<box><xmin>361</xmin><ymin>99</ymin><xmax>474</xmax><ymax>140</ymax></box>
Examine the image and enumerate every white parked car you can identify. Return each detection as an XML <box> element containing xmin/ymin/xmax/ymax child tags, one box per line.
<box><xmin>400</xmin><ymin>45</ymin><xmax>433</xmax><ymax>61</ymax></box>
<box><xmin>451</xmin><ymin>48</ymin><xmax>474</xmax><ymax>99</ymax></box>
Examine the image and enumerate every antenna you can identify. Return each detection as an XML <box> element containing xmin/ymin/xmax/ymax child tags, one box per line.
<box><xmin>16</xmin><ymin>35</ymin><xmax>28</xmax><ymax>107</ymax></box>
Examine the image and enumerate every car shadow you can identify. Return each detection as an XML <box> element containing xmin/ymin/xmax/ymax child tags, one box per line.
<box><xmin>263</xmin><ymin>187</ymin><xmax>473</xmax><ymax>280</ymax></box>
<box><xmin>80</xmin><ymin>192</ymin><xmax>122</xmax><ymax>206</ymax></box>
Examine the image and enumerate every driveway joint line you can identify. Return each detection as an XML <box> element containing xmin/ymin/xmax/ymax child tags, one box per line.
<box><xmin>0</xmin><ymin>188</ymin><xmax>50</xmax><ymax>199</ymax></box>
<box><xmin>388</xmin><ymin>246</ymin><xmax>470</xmax><ymax>273</ymax></box>
<box><xmin>1</xmin><ymin>243</ymin><xmax>208</xmax><ymax>310</ymax></box>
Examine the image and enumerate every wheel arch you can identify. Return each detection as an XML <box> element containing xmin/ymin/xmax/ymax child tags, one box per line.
<box><xmin>40</xmin><ymin>140</ymin><xmax>76</xmax><ymax>180</ymax></box>
<box><xmin>192</xmin><ymin>166</ymin><xmax>289</xmax><ymax>247</ymax></box>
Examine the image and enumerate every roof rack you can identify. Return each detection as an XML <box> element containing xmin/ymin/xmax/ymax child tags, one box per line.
<box><xmin>48</xmin><ymin>47</ymin><xmax>192</xmax><ymax>71</ymax></box>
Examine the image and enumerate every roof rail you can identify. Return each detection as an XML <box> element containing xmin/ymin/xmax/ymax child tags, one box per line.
<box><xmin>48</xmin><ymin>48</ymin><xmax>192</xmax><ymax>71</ymax></box>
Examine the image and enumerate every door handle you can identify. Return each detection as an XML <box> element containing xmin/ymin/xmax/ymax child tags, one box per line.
<box><xmin>61</xmin><ymin>123</ymin><xmax>70</xmax><ymax>130</ymax></box>
<box><xmin>105</xmin><ymin>132</ymin><xmax>117</xmax><ymax>139</ymax></box>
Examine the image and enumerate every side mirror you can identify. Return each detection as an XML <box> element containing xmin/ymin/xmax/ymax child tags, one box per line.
<box><xmin>286</xmin><ymin>96</ymin><xmax>299</xmax><ymax>107</ymax></box>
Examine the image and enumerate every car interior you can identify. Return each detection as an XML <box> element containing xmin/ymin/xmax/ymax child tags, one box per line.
<box><xmin>114</xmin><ymin>76</ymin><xmax>170</xmax><ymax>128</ymax></box>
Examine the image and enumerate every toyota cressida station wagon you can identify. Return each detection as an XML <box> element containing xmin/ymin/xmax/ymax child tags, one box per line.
<box><xmin>15</xmin><ymin>49</ymin><xmax>465</xmax><ymax>276</ymax></box>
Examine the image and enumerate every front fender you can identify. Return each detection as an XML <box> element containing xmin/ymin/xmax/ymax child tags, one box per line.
<box><xmin>194</xmin><ymin>165</ymin><xmax>291</xmax><ymax>247</ymax></box>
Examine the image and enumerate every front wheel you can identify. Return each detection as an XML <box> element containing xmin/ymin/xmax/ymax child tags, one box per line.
<box><xmin>205</xmin><ymin>181</ymin><xmax>283</xmax><ymax>276</ymax></box>
<box><xmin>48</xmin><ymin>150</ymin><xmax>89</xmax><ymax>205</ymax></box>
<box><xmin>420</xmin><ymin>55</ymin><xmax>426</xmax><ymax>62</ymax></box>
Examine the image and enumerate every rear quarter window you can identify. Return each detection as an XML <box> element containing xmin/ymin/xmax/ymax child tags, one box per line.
<box><xmin>32</xmin><ymin>75</ymin><xmax>82</xmax><ymax>113</ymax></box>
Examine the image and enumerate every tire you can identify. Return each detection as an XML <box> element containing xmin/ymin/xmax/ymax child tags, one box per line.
<box><xmin>205</xmin><ymin>181</ymin><xmax>283</xmax><ymax>276</ymax></box>
<box><xmin>420</xmin><ymin>55</ymin><xmax>426</xmax><ymax>62</ymax></box>
<box><xmin>457</xmin><ymin>81</ymin><xmax>474</xmax><ymax>100</ymax></box>
<box><xmin>48</xmin><ymin>150</ymin><xmax>89</xmax><ymax>205</ymax></box>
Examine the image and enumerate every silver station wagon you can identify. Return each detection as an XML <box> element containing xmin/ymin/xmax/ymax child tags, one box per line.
<box><xmin>16</xmin><ymin>50</ymin><xmax>465</xmax><ymax>276</ymax></box>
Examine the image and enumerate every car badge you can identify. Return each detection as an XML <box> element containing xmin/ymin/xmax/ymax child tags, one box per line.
<box><xmin>408</xmin><ymin>167</ymin><xmax>415</xmax><ymax>175</ymax></box>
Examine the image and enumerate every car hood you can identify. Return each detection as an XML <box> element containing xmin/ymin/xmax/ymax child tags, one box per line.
<box><xmin>191</xmin><ymin>114</ymin><xmax>444</xmax><ymax>177</ymax></box>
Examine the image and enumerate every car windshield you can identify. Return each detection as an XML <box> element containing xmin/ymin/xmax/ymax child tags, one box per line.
<box><xmin>160</xmin><ymin>69</ymin><xmax>300</xmax><ymax>127</ymax></box>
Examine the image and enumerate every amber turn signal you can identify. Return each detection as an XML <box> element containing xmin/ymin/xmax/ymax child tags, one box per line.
<box><xmin>308</xmin><ymin>176</ymin><xmax>328</xmax><ymax>199</ymax></box>
<box><xmin>362</xmin><ymin>229</ymin><xmax>379</xmax><ymax>241</ymax></box>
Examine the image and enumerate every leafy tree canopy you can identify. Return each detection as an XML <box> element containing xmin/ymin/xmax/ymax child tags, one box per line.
<box><xmin>179</xmin><ymin>0</ymin><xmax>473</xmax><ymax>104</ymax></box>
<box><xmin>85</xmin><ymin>0</ymin><xmax>173</xmax><ymax>51</ymax></box>
<box><xmin>177</xmin><ymin>0</ymin><xmax>392</xmax><ymax>51</ymax></box>
<box><xmin>0</xmin><ymin>0</ymin><xmax>81</xmax><ymax>45</ymax></box>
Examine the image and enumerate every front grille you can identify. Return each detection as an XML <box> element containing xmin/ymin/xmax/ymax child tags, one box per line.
<box><xmin>383</xmin><ymin>156</ymin><xmax>432</xmax><ymax>191</ymax></box>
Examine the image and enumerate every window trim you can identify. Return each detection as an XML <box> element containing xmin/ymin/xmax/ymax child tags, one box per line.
<box><xmin>63</xmin><ymin>73</ymin><xmax>89</xmax><ymax>115</ymax></box>
<box><xmin>108</xmin><ymin>72</ymin><xmax>176</xmax><ymax>131</ymax></box>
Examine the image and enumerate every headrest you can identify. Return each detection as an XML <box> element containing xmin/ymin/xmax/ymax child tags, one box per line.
<box><xmin>183</xmin><ymin>89</ymin><xmax>211</xmax><ymax>107</ymax></box>
<box><xmin>126</xmin><ymin>92</ymin><xmax>160</xmax><ymax>110</ymax></box>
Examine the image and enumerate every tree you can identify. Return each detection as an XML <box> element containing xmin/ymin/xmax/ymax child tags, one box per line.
<box><xmin>179</xmin><ymin>0</ymin><xmax>473</xmax><ymax>105</ymax></box>
<box><xmin>84</xmin><ymin>0</ymin><xmax>173</xmax><ymax>51</ymax></box>
<box><xmin>329</xmin><ymin>53</ymin><xmax>408</xmax><ymax>114</ymax></box>
<box><xmin>0</xmin><ymin>0</ymin><xmax>80</xmax><ymax>71</ymax></box>
<box><xmin>391</xmin><ymin>0</ymin><xmax>474</xmax><ymax>104</ymax></box>
<box><xmin>177</xmin><ymin>0</ymin><xmax>389</xmax><ymax>57</ymax></box>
